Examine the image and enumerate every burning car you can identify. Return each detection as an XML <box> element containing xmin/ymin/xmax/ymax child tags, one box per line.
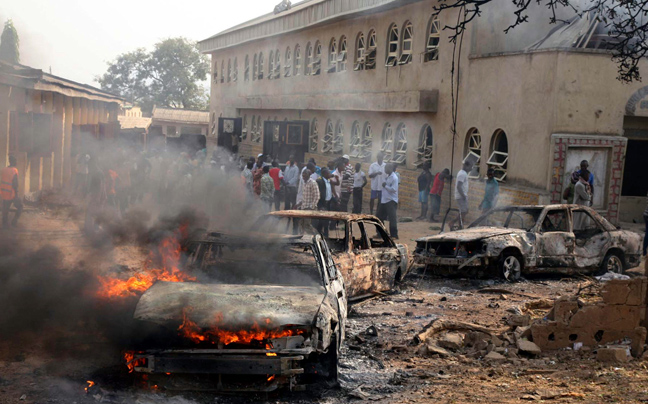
<box><xmin>252</xmin><ymin>211</ymin><xmax>410</xmax><ymax>299</ymax></box>
<box><xmin>414</xmin><ymin>205</ymin><xmax>642</xmax><ymax>281</ymax></box>
<box><xmin>126</xmin><ymin>234</ymin><xmax>347</xmax><ymax>392</ymax></box>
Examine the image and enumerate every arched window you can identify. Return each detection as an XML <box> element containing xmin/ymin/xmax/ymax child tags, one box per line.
<box><xmin>425</xmin><ymin>15</ymin><xmax>440</xmax><ymax>62</ymax></box>
<box><xmin>328</xmin><ymin>38</ymin><xmax>337</xmax><ymax>73</ymax></box>
<box><xmin>463</xmin><ymin>128</ymin><xmax>482</xmax><ymax>178</ymax></box>
<box><xmin>323</xmin><ymin>119</ymin><xmax>335</xmax><ymax>153</ymax></box>
<box><xmin>226</xmin><ymin>59</ymin><xmax>231</xmax><ymax>82</ymax></box>
<box><xmin>354</xmin><ymin>33</ymin><xmax>365</xmax><ymax>71</ymax></box>
<box><xmin>220</xmin><ymin>61</ymin><xmax>225</xmax><ymax>83</ymax></box>
<box><xmin>393</xmin><ymin>123</ymin><xmax>407</xmax><ymax>164</ymax></box>
<box><xmin>212</xmin><ymin>60</ymin><xmax>218</xmax><ymax>84</ymax></box>
<box><xmin>367</xmin><ymin>30</ymin><xmax>377</xmax><ymax>69</ymax></box>
<box><xmin>233</xmin><ymin>58</ymin><xmax>238</xmax><ymax>82</ymax></box>
<box><xmin>386</xmin><ymin>24</ymin><xmax>399</xmax><ymax>66</ymax></box>
<box><xmin>253</xmin><ymin>54</ymin><xmax>258</xmax><ymax>81</ymax></box>
<box><xmin>416</xmin><ymin>124</ymin><xmax>433</xmax><ymax>167</ymax></box>
<box><xmin>257</xmin><ymin>116</ymin><xmax>263</xmax><ymax>142</ymax></box>
<box><xmin>274</xmin><ymin>49</ymin><xmax>280</xmax><ymax>79</ymax></box>
<box><xmin>251</xmin><ymin>116</ymin><xmax>257</xmax><ymax>141</ymax></box>
<box><xmin>333</xmin><ymin>120</ymin><xmax>344</xmax><ymax>154</ymax></box>
<box><xmin>242</xmin><ymin>115</ymin><xmax>248</xmax><ymax>140</ymax></box>
<box><xmin>258</xmin><ymin>52</ymin><xmax>264</xmax><ymax>80</ymax></box>
<box><xmin>244</xmin><ymin>55</ymin><xmax>249</xmax><ymax>81</ymax></box>
<box><xmin>381</xmin><ymin>123</ymin><xmax>394</xmax><ymax>162</ymax></box>
<box><xmin>284</xmin><ymin>47</ymin><xmax>292</xmax><ymax>77</ymax></box>
<box><xmin>294</xmin><ymin>44</ymin><xmax>301</xmax><ymax>76</ymax></box>
<box><xmin>338</xmin><ymin>36</ymin><xmax>347</xmax><ymax>72</ymax></box>
<box><xmin>361</xmin><ymin>122</ymin><xmax>373</xmax><ymax>160</ymax></box>
<box><xmin>399</xmin><ymin>21</ymin><xmax>413</xmax><ymax>65</ymax></box>
<box><xmin>268</xmin><ymin>51</ymin><xmax>274</xmax><ymax>80</ymax></box>
<box><xmin>350</xmin><ymin>121</ymin><xmax>361</xmax><ymax>157</ymax></box>
<box><xmin>313</xmin><ymin>41</ymin><xmax>322</xmax><ymax>75</ymax></box>
<box><xmin>309</xmin><ymin>118</ymin><xmax>319</xmax><ymax>152</ymax></box>
<box><xmin>488</xmin><ymin>129</ymin><xmax>509</xmax><ymax>181</ymax></box>
<box><xmin>305</xmin><ymin>42</ymin><xmax>312</xmax><ymax>75</ymax></box>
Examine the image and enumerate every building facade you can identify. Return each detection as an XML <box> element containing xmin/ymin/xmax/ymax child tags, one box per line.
<box><xmin>199</xmin><ymin>0</ymin><xmax>647</xmax><ymax>223</ymax></box>
<box><xmin>0</xmin><ymin>62</ymin><xmax>122</xmax><ymax>196</ymax></box>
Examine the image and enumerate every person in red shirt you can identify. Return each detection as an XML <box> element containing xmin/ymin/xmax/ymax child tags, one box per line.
<box><xmin>269</xmin><ymin>160</ymin><xmax>284</xmax><ymax>211</ymax></box>
<box><xmin>429</xmin><ymin>168</ymin><xmax>450</xmax><ymax>222</ymax></box>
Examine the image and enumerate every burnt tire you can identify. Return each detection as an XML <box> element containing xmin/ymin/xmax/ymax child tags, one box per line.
<box><xmin>598</xmin><ymin>252</ymin><xmax>625</xmax><ymax>275</ymax></box>
<box><xmin>499</xmin><ymin>251</ymin><xmax>522</xmax><ymax>282</ymax></box>
<box><xmin>321</xmin><ymin>334</ymin><xmax>339</xmax><ymax>385</ymax></box>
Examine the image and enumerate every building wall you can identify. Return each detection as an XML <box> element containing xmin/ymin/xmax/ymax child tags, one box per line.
<box><xmin>207</xmin><ymin>0</ymin><xmax>647</xmax><ymax>223</ymax></box>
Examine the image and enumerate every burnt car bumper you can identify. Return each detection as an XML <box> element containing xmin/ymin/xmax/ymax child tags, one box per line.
<box><xmin>414</xmin><ymin>254</ymin><xmax>492</xmax><ymax>269</ymax></box>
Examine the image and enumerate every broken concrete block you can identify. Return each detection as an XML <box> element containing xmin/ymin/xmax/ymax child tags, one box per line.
<box><xmin>507</xmin><ymin>314</ymin><xmax>531</xmax><ymax>327</ymax></box>
<box><xmin>552</xmin><ymin>298</ymin><xmax>579</xmax><ymax>323</ymax></box>
<box><xmin>484</xmin><ymin>351</ymin><xmax>506</xmax><ymax>361</ymax></box>
<box><xmin>438</xmin><ymin>333</ymin><xmax>464</xmax><ymax>351</ymax></box>
<box><xmin>631</xmin><ymin>327</ymin><xmax>647</xmax><ymax>358</ymax></box>
<box><xmin>425</xmin><ymin>344</ymin><xmax>452</xmax><ymax>357</ymax></box>
<box><xmin>569</xmin><ymin>304</ymin><xmax>642</xmax><ymax>331</ymax></box>
<box><xmin>601</xmin><ymin>278</ymin><xmax>646</xmax><ymax>306</ymax></box>
<box><xmin>491</xmin><ymin>335</ymin><xmax>503</xmax><ymax>347</ymax></box>
<box><xmin>597</xmin><ymin>347</ymin><xmax>629</xmax><ymax>363</ymax></box>
<box><xmin>517</xmin><ymin>340</ymin><xmax>542</xmax><ymax>356</ymax></box>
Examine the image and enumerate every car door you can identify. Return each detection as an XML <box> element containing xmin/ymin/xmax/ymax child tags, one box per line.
<box><xmin>316</xmin><ymin>236</ymin><xmax>347</xmax><ymax>341</ymax></box>
<box><xmin>536</xmin><ymin>208</ymin><xmax>575</xmax><ymax>268</ymax></box>
<box><xmin>571</xmin><ymin>207</ymin><xmax>611</xmax><ymax>268</ymax></box>
<box><xmin>362</xmin><ymin>220</ymin><xmax>400</xmax><ymax>292</ymax></box>
<box><xmin>336</xmin><ymin>220</ymin><xmax>375</xmax><ymax>297</ymax></box>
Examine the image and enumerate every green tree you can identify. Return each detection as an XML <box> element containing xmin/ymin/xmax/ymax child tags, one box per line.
<box><xmin>0</xmin><ymin>19</ymin><xmax>20</xmax><ymax>64</ymax></box>
<box><xmin>97</xmin><ymin>37</ymin><xmax>209</xmax><ymax>113</ymax></box>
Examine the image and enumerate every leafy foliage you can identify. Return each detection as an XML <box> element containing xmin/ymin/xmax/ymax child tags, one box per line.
<box><xmin>0</xmin><ymin>19</ymin><xmax>20</xmax><ymax>64</ymax></box>
<box><xmin>435</xmin><ymin>0</ymin><xmax>648</xmax><ymax>82</ymax></box>
<box><xmin>97</xmin><ymin>38</ymin><xmax>209</xmax><ymax>113</ymax></box>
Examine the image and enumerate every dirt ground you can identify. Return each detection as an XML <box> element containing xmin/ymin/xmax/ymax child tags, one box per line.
<box><xmin>1</xmin><ymin>203</ymin><xmax>648</xmax><ymax>403</ymax></box>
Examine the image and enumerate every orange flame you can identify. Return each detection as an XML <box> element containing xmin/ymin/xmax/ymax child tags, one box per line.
<box><xmin>267</xmin><ymin>375</ymin><xmax>276</xmax><ymax>382</ymax></box>
<box><xmin>178</xmin><ymin>307</ymin><xmax>304</xmax><ymax>346</ymax></box>
<box><xmin>85</xmin><ymin>380</ymin><xmax>95</xmax><ymax>393</ymax></box>
<box><xmin>124</xmin><ymin>351</ymin><xmax>146</xmax><ymax>373</ymax></box>
<box><xmin>96</xmin><ymin>229</ymin><xmax>195</xmax><ymax>299</ymax></box>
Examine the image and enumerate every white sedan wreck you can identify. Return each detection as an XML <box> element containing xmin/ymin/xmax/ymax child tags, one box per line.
<box><xmin>126</xmin><ymin>234</ymin><xmax>346</xmax><ymax>392</ymax></box>
<box><xmin>414</xmin><ymin>205</ymin><xmax>642</xmax><ymax>281</ymax></box>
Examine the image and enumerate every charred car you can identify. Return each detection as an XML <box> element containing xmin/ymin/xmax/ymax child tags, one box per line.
<box><xmin>128</xmin><ymin>234</ymin><xmax>347</xmax><ymax>392</ymax></box>
<box><xmin>253</xmin><ymin>211</ymin><xmax>410</xmax><ymax>299</ymax></box>
<box><xmin>414</xmin><ymin>205</ymin><xmax>642</xmax><ymax>280</ymax></box>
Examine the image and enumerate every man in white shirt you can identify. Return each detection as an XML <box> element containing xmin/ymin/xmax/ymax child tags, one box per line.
<box><xmin>352</xmin><ymin>162</ymin><xmax>367</xmax><ymax>213</ymax></box>
<box><xmin>368</xmin><ymin>152</ymin><xmax>386</xmax><ymax>215</ymax></box>
<box><xmin>376</xmin><ymin>163</ymin><xmax>399</xmax><ymax>239</ymax></box>
<box><xmin>449</xmin><ymin>161</ymin><xmax>472</xmax><ymax>229</ymax></box>
<box><xmin>283</xmin><ymin>155</ymin><xmax>300</xmax><ymax>210</ymax></box>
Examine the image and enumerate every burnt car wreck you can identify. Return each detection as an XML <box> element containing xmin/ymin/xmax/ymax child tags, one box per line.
<box><xmin>253</xmin><ymin>211</ymin><xmax>410</xmax><ymax>299</ymax></box>
<box><xmin>126</xmin><ymin>234</ymin><xmax>347</xmax><ymax>392</ymax></box>
<box><xmin>414</xmin><ymin>205</ymin><xmax>642</xmax><ymax>280</ymax></box>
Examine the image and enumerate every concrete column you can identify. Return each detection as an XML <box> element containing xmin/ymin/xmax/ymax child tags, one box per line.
<box><xmin>63</xmin><ymin>97</ymin><xmax>73</xmax><ymax>186</ymax></box>
<box><xmin>52</xmin><ymin>94</ymin><xmax>65</xmax><ymax>187</ymax></box>
<box><xmin>28</xmin><ymin>90</ymin><xmax>42</xmax><ymax>192</ymax></box>
<box><xmin>41</xmin><ymin>92</ymin><xmax>54</xmax><ymax>188</ymax></box>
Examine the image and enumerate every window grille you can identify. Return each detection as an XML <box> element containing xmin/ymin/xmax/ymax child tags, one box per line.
<box><xmin>381</xmin><ymin>123</ymin><xmax>394</xmax><ymax>162</ymax></box>
<box><xmin>424</xmin><ymin>16</ymin><xmax>440</xmax><ymax>62</ymax></box>
<box><xmin>415</xmin><ymin>124</ymin><xmax>433</xmax><ymax>167</ymax></box>
<box><xmin>284</xmin><ymin>47</ymin><xmax>292</xmax><ymax>77</ymax></box>
<box><xmin>333</xmin><ymin>120</ymin><xmax>344</xmax><ymax>154</ymax></box>
<box><xmin>399</xmin><ymin>22</ymin><xmax>413</xmax><ymax>65</ymax></box>
<box><xmin>393</xmin><ymin>124</ymin><xmax>407</xmax><ymax>164</ymax></box>
<box><xmin>386</xmin><ymin>25</ymin><xmax>399</xmax><ymax>67</ymax></box>
<box><xmin>338</xmin><ymin>36</ymin><xmax>347</xmax><ymax>72</ymax></box>
<box><xmin>322</xmin><ymin>120</ymin><xmax>334</xmax><ymax>153</ymax></box>
<box><xmin>309</xmin><ymin>118</ymin><xmax>319</xmax><ymax>152</ymax></box>
<box><xmin>354</xmin><ymin>33</ymin><xmax>365</xmax><ymax>71</ymax></box>
<box><xmin>294</xmin><ymin>45</ymin><xmax>301</xmax><ymax>76</ymax></box>
<box><xmin>463</xmin><ymin>129</ymin><xmax>482</xmax><ymax>178</ymax></box>
<box><xmin>487</xmin><ymin>130</ymin><xmax>509</xmax><ymax>181</ymax></box>
<box><xmin>328</xmin><ymin>38</ymin><xmax>337</xmax><ymax>73</ymax></box>
<box><xmin>366</xmin><ymin>30</ymin><xmax>377</xmax><ymax>69</ymax></box>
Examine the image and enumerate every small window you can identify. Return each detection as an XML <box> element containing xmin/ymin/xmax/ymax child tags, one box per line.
<box><xmin>393</xmin><ymin>123</ymin><xmax>407</xmax><ymax>165</ymax></box>
<box><xmin>258</xmin><ymin>52</ymin><xmax>264</xmax><ymax>80</ymax></box>
<box><xmin>366</xmin><ymin>30</ymin><xmax>377</xmax><ymax>69</ymax></box>
<box><xmin>220</xmin><ymin>61</ymin><xmax>225</xmax><ymax>83</ymax></box>
<box><xmin>323</xmin><ymin>120</ymin><xmax>334</xmax><ymax>154</ymax></box>
<box><xmin>244</xmin><ymin>55</ymin><xmax>250</xmax><ymax>81</ymax></box>
<box><xmin>351</xmin><ymin>221</ymin><xmax>369</xmax><ymax>250</ymax></box>
<box><xmin>227</xmin><ymin>59</ymin><xmax>232</xmax><ymax>82</ymax></box>
<box><xmin>572</xmin><ymin>209</ymin><xmax>603</xmax><ymax>236</ymax></box>
<box><xmin>541</xmin><ymin>210</ymin><xmax>569</xmax><ymax>233</ymax></box>
<box><xmin>333</xmin><ymin>120</ymin><xmax>344</xmax><ymax>154</ymax></box>
<box><xmin>386</xmin><ymin>24</ymin><xmax>399</xmax><ymax>67</ymax></box>
<box><xmin>363</xmin><ymin>221</ymin><xmax>393</xmax><ymax>248</ymax></box>
<box><xmin>294</xmin><ymin>44</ymin><xmax>302</xmax><ymax>76</ymax></box>
<box><xmin>212</xmin><ymin>60</ymin><xmax>218</xmax><ymax>84</ymax></box>
<box><xmin>233</xmin><ymin>58</ymin><xmax>238</xmax><ymax>82</ymax></box>
<box><xmin>355</xmin><ymin>33</ymin><xmax>365</xmax><ymax>71</ymax></box>
<box><xmin>268</xmin><ymin>51</ymin><xmax>274</xmax><ymax>80</ymax></box>
<box><xmin>305</xmin><ymin>43</ymin><xmax>313</xmax><ymax>75</ymax></box>
<box><xmin>253</xmin><ymin>54</ymin><xmax>258</xmax><ymax>81</ymax></box>
<box><xmin>328</xmin><ymin>38</ymin><xmax>337</xmax><ymax>73</ymax></box>
<box><xmin>463</xmin><ymin>128</ymin><xmax>481</xmax><ymax>178</ymax></box>
<box><xmin>309</xmin><ymin>118</ymin><xmax>319</xmax><ymax>152</ymax></box>
<box><xmin>313</xmin><ymin>41</ymin><xmax>322</xmax><ymax>75</ymax></box>
<box><xmin>350</xmin><ymin>121</ymin><xmax>361</xmax><ymax>157</ymax></box>
<box><xmin>338</xmin><ymin>36</ymin><xmax>347</xmax><ymax>72</ymax></box>
<box><xmin>487</xmin><ymin>129</ymin><xmax>509</xmax><ymax>182</ymax></box>
<box><xmin>425</xmin><ymin>15</ymin><xmax>440</xmax><ymax>62</ymax></box>
<box><xmin>274</xmin><ymin>49</ymin><xmax>281</xmax><ymax>79</ymax></box>
<box><xmin>416</xmin><ymin>124</ymin><xmax>433</xmax><ymax>167</ymax></box>
<box><xmin>399</xmin><ymin>21</ymin><xmax>413</xmax><ymax>65</ymax></box>
<box><xmin>285</xmin><ymin>47</ymin><xmax>292</xmax><ymax>77</ymax></box>
<box><xmin>361</xmin><ymin>122</ymin><xmax>373</xmax><ymax>160</ymax></box>
<box><xmin>242</xmin><ymin>115</ymin><xmax>248</xmax><ymax>140</ymax></box>
<box><xmin>381</xmin><ymin>123</ymin><xmax>394</xmax><ymax>162</ymax></box>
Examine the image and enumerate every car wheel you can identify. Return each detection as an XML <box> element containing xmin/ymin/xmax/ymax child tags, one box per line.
<box><xmin>321</xmin><ymin>333</ymin><xmax>339</xmax><ymax>384</ymax></box>
<box><xmin>499</xmin><ymin>252</ymin><xmax>522</xmax><ymax>282</ymax></box>
<box><xmin>600</xmin><ymin>252</ymin><xmax>625</xmax><ymax>275</ymax></box>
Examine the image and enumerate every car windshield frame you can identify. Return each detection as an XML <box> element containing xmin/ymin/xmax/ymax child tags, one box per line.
<box><xmin>469</xmin><ymin>207</ymin><xmax>544</xmax><ymax>231</ymax></box>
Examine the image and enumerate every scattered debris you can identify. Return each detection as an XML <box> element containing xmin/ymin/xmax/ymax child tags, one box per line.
<box><xmin>516</xmin><ymin>340</ymin><xmax>542</xmax><ymax>356</ymax></box>
<box><xmin>414</xmin><ymin>319</ymin><xmax>499</xmax><ymax>345</ymax></box>
<box><xmin>597</xmin><ymin>347</ymin><xmax>630</xmax><ymax>363</ymax></box>
<box><xmin>484</xmin><ymin>351</ymin><xmax>506</xmax><ymax>361</ymax></box>
<box><xmin>595</xmin><ymin>272</ymin><xmax>631</xmax><ymax>281</ymax></box>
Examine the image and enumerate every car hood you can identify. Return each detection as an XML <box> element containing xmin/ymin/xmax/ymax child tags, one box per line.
<box><xmin>416</xmin><ymin>227</ymin><xmax>527</xmax><ymax>243</ymax></box>
<box><xmin>134</xmin><ymin>281</ymin><xmax>327</xmax><ymax>328</ymax></box>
